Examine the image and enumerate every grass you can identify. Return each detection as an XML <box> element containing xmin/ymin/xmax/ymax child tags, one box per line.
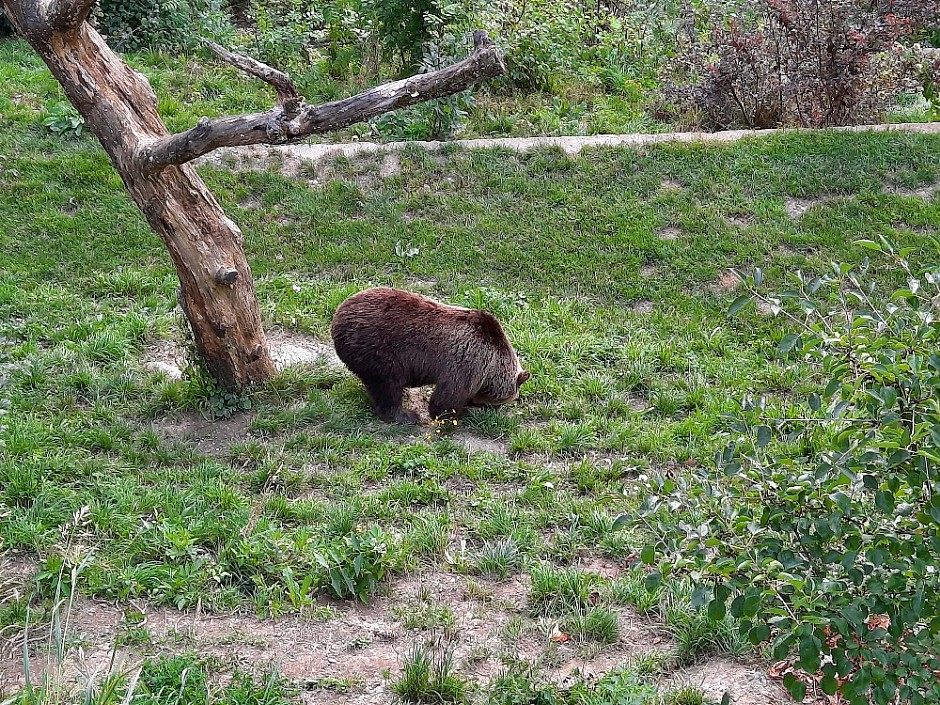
<box><xmin>391</xmin><ymin>601</ymin><xmax>457</xmax><ymax>631</ymax></box>
<box><xmin>564</xmin><ymin>606</ymin><xmax>621</xmax><ymax>645</ymax></box>
<box><xmin>461</xmin><ymin>537</ymin><xmax>524</xmax><ymax>580</ymax></box>
<box><xmin>391</xmin><ymin>641</ymin><xmax>468</xmax><ymax>704</ymax></box>
<box><xmin>528</xmin><ymin>564</ymin><xmax>604</xmax><ymax>617</ymax></box>
<box><xmin>1</xmin><ymin>32</ymin><xmax>940</xmax><ymax>704</ymax></box>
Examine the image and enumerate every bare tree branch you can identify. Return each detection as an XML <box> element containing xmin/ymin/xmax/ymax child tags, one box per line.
<box><xmin>45</xmin><ymin>0</ymin><xmax>95</xmax><ymax>32</ymax></box>
<box><xmin>203</xmin><ymin>39</ymin><xmax>300</xmax><ymax>112</ymax></box>
<box><xmin>142</xmin><ymin>31</ymin><xmax>506</xmax><ymax>171</ymax></box>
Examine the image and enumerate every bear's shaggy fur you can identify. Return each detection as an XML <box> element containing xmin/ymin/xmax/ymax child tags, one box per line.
<box><xmin>330</xmin><ymin>287</ymin><xmax>530</xmax><ymax>424</ymax></box>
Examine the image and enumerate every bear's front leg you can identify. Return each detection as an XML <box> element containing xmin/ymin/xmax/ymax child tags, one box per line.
<box><xmin>428</xmin><ymin>381</ymin><xmax>471</xmax><ymax>421</ymax></box>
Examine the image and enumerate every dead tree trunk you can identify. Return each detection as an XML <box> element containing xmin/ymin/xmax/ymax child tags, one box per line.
<box><xmin>1</xmin><ymin>1</ymin><xmax>505</xmax><ymax>390</ymax></box>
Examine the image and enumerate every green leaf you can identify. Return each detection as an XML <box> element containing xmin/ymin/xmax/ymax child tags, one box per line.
<box><xmin>756</xmin><ymin>425</ymin><xmax>772</xmax><ymax>449</ymax></box>
<box><xmin>342</xmin><ymin>569</ymin><xmax>356</xmax><ymax>597</ymax></box>
<box><xmin>329</xmin><ymin>571</ymin><xmax>343</xmax><ymax>598</ymax></box>
<box><xmin>611</xmin><ymin>514</ymin><xmax>632</xmax><ymax>531</ymax></box>
<box><xmin>799</xmin><ymin>635</ymin><xmax>822</xmax><ymax>673</ymax></box>
<box><xmin>640</xmin><ymin>544</ymin><xmax>655</xmax><ymax>565</ymax></box>
<box><xmin>887</xmin><ymin>449</ymin><xmax>911</xmax><ymax>467</ymax></box>
<box><xmin>644</xmin><ymin>572</ymin><xmax>662</xmax><ymax>591</ymax></box>
<box><xmin>727</xmin><ymin>294</ymin><xmax>753</xmax><ymax>317</ymax></box>
<box><xmin>783</xmin><ymin>673</ymin><xmax>807</xmax><ymax>702</ymax></box>
<box><xmin>875</xmin><ymin>490</ymin><xmax>895</xmax><ymax>514</ymax></box>
<box><xmin>778</xmin><ymin>333</ymin><xmax>801</xmax><ymax>355</ymax></box>
<box><xmin>707</xmin><ymin>598</ymin><xmax>726</xmax><ymax>621</ymax></box>
<box><xmin>821</xmin><ymin>674</ymin><xmax>839</xmax><ymax>695</ymax></box>
<box><xmin>749</xmin><ymin>623</ymin><xmax>771</xmax><ymax>644</ymax></box>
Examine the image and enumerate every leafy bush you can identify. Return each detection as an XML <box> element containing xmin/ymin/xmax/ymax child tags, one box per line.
<box><xmin>919</xmin><ymin>48</ymin><xmax>940</xmax><ymax>119</ymax></box>
<box><xmin>242</xmin><ymin>0</ymin><xmax>330</xmax><ymax>70</ymax></box>
<box><xmin>42</xmin><ymin>104</ymin><xmax>86</xmax><ymax>138</ymax></box>
<box><xmin>475</xmin><ymin>0</ymin><xmax>674</xmax><ymax>94</ymax></box>
<box><xmin>314</xmin><ymin>525</ymin><xmax>395</xmax><ymax>602</ymax></box>
<box><xmin>641</xmin><ymin>242</ymin><xmax>940</xmax><ymax>704</ymax></box>
<box><xmin>661</xmin><ymin>0</ymin><xmax>940</xmax><ymax>129</ymax></box>
<box><xmin>364</xmin><ymin>0</ymin><xmax>468</xmax><ymax>72</ymax></box>
<box><xmin>179</xmin><ymin>352</ymin><xmax>253</xmax><ymax>418</ymax></box>
<box><xmin>372</xmin><ymin>30</ymin><xmax>475</xmax><ymax>140</ymax></box>
<box><xmin>92</xmin><ymin>0</ymin><xmax>232</xmax><ymax>52</ymax></box>
<box><xmin>477</xmin><ymin>0</ymin><xmax>591</xmax><ymax>92</ymax></box>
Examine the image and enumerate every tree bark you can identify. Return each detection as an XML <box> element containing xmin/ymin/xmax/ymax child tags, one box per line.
<box><xmin>1</xmin><ymin>1</ymin><xmax>504</xmax><ymax>390</ymax></box>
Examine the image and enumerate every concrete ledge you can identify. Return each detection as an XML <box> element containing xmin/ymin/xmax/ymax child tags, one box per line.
<box><xmin>199</xmin><ymin>121</ymin><xmax>940</xmax><ymax>168</ymax></box>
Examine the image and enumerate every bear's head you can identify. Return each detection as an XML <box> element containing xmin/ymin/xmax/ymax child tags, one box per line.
<box><xmin>468</xmin><ymin>310</ymin><xmax>531</xmax><ymax>408</ymax></box>
<box><xmin>470</xmin><ymin>366</ymin><xmax>531</xmax><ymax>407</ymax></box>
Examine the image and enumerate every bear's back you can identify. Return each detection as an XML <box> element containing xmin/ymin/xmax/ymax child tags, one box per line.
<box><xmin>331</xmin><ymin>287</ymin><xmax>499</xmax><ymax>378</ymax></box>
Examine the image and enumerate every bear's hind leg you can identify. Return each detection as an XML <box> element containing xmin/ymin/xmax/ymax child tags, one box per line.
<box><xmin>361</xmin><ymin>373</ymin><xmax>419</xmax><ymax>424</ymax></box>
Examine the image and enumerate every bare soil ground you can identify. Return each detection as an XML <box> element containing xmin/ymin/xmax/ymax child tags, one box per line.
<box><xmin>1</xmin><ymin>562</ymin><xmax>790</xmax><ymax>705</ymax></box>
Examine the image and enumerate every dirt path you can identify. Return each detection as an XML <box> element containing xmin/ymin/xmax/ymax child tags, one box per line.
<box><xmin>0</xmin><ymin>566</ymin><xmax>790</xmax><ymax>705</ymax></box>
<box><xmin>196</xmin><ymin>122</ymin><xmax>940</xmax><ymax>174</ymax></box>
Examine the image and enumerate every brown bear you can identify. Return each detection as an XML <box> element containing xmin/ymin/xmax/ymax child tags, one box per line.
<box><xmin>330</xmin><ymin>287</ymin><xmax>530</xmax><ymax>424</ymax></box>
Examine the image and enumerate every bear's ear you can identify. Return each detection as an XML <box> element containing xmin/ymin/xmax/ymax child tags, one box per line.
<box><xmin>517</xmin><ymin>370</ymin><xmax>531</xmax><ymax>386</ymax></box>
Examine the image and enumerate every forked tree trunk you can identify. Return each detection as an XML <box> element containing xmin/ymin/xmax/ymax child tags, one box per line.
<box><xmin>1</xmin><ymin>1</ymin><xmax>504</xmax><ymax>390</ymax></box>
<box><xmin>6</xmin><ymin>16</ymin><xmax>274</xmax><ymax>389</ymax></box>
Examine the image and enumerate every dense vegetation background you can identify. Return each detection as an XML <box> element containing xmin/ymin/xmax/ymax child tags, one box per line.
<box><xmin>4</xmin><ymin>0</ymin><xmax>938</xmax><ymax>141</ymax></box>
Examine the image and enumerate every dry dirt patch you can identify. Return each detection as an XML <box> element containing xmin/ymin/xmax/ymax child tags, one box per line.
<box><xmin>755</xmin><ymin>301</ymin><xmax>776</xmax><ymax>316</ymax></box>
<box><xmin>656</xmin><ymin>226</ymin><xmax>682</xmax><ymax>241</ymax></box>
<box><xmin>141</xmin><ymin>338</ymin><xmax>186</xmax><ymax>381</ymax></box>
<box><xmin>886</xmin><ymin>182</ymin><xmax>940</xmax><ymax>199</ymax></box>
<box><xmin>783</xmin><ymin>196</ymin><xmax>823</xmax><ymax>221</ymax></box>
<box><xmin>665</xmin><ymin>658</ymin><xmax>791</xmax><ymax>705</ymax></box>
<box><xmin>727</xmin><ymin>215</ymin><xmax>753</xmax><ymax>228</ymax></box>
<box><xmin>379</xmin><ymin>152</ymin><xmax>401</xmax><ymax>178</ymax></box>
<box><xmin>151</xmin><ymin>410</ymin><xmax>254</xmax><ymax>456</ymax></box>
<box><xmin>451</xmin><ymin>431</ymin><xmax>510</xmax><ymax>456</ymax></box>
<box><xmin>1</xmin><ymin>570</ymin><xmax>677</xmax><ymax>703</ymax></box>
<box><xmin>267</xmin><ymin>329</ymin><xmax>341</xmax><ymax>370</ymax></box>
<box><xmin>141</xmin><ymin>329</ymin><xmax>340</xmax><ymax>382</ymax></box>
<box><xmin>238</xmin><ymin>194</ymin><xmax>263</xmax><ymax>210</ymax></box>
<box><xmin>710</xmin><ymin>270</ymin><xmax>741</xmax><ymax>295</ymax></box>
